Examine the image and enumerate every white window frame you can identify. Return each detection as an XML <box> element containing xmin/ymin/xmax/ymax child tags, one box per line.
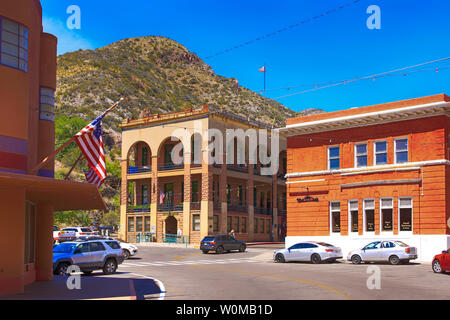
<box><xmin>363</xmin><ymin>199</ymin><xmax>375</xmax><ymax>235</ymax></box>
<box><xmin>327</xmin><ymin>146</ymin><xmax>340</xmax><ymax>170</ymax></box>
<box><xmin>398</xmin><ymin>197</ymin><xmax>413</xmax><ymax>234</ymax></box>
<box><xmin>380</xmin><ymin>197</ymin><xmax>394</xmax><ymax>235</ymax></box>
<box><xmin>394</xmin><ymin>138</ymin><xmax>409</xmax><ymax>164</ymax></box>
<box><xmin>348</xmin><ymin>200</ymin><xmax>359</xmax><ymax>235</ymax></box>
<box><xmin>354</xmin><ymin>143</ymin><xmax>368</xmax><ymax>168</ymax></box>
<box><xmin>374</xmin><ymin>140</ymin><xmax>388</xmax><ymax>166</ymax></box>
<box><xmin>329</xmin><ymin>201</ymin><xmax>341</xmax><ymax>235</ymax></box>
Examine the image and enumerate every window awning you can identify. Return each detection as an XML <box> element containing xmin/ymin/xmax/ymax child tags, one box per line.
<box><xmin>0</xmin><ymin>171</ymin><xmax>106</xmax><ymax>211</ymax></box>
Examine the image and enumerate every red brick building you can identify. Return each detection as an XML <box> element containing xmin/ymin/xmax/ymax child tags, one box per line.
<box><xmin>281</xmin><ymin>94</ymin><xmax>450</xmax><ymax>261</ymax></box>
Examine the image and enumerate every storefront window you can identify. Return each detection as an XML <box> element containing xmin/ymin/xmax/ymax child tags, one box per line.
<box><xmin>349</xmin><ymin>200</ymin><xmax>359</xmax><ymax>233</ymax></box>
<box><xmin>234</xmin><ymin>216</ymin><xmax>240</xmax><ymax>233</ymax></box>
<box><xmin>144</xmin><ymin>216</ymin><xmax>151</xmax><ymax>232</ymax></box>
<box><xmin>142</xmin><ymin>185</ymin><xmax>148</xmax><ymax>205</ymax></box>
<box><xmin>136</xmin><ymin>217</ymin><xmax>143</xmax><ymax>232</ymax></box>
<box><xmin>364</xmin><ymin>199</ymin><xmax>375</xmax><ymax>232</ymax></box>
<box><xmin>213</xmin><ymin>215</ymin><xmax>219</xmax><ymax>232</ymax></box>
<box><xmin>128</xmin><ymin>217</ymin><xmax>135</xmax><ymax>232</ymax></box>
<box><xmin>381</xmin><ymin>198</ymin><xmax>393</xmax><ymax>231</ymax></box>
<box><xmin>193</xmin><ymin>215</ymin><xmax>201</xmax><ymax>231</ymax></box>
<box><xmin>330</xmin><ymin>201</ymin><xmax>341</xmax><ymax>233</ymax></box>
<box><xmin>399</xmin><ymin>198</ymin><xmax>412</xmax><ymax>232</ymax></box>
<box><xmin>227</xmin><ymin>216</ymin><xmax>232</xmax><ymax>233</ymax></box>
<box><xmin>266</xmin><ymin>219</ymin><xmax>271</xmax><ymax>234</ymax></box>
<box><xmin>242</xmin><ymin>217</ymin><xmax>247</xmax><ymax>233</ymax></box>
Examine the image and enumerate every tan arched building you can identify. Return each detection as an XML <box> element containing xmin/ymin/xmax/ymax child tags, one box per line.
<box><xmin>119</xmin><ymin>106</ymin><xmax>287</xmax><ymax>244</ymax></box>
<box><xmin>0</xmin><ymin>0</ymin><xmax>105</xmax><ymax>295</ymax></box>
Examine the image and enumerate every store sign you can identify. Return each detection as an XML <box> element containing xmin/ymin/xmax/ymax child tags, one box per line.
<box><xmin>297</xmin><ymin>195</ymin><xmax>319</xmax><ymax>203</ymax></box>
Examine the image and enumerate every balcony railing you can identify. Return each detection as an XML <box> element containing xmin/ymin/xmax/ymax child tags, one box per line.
<box><xmin>128</xmin><ymin>232</ymin><xmax>156</xmax><ymax>243</ymax></box>
<box><xmin>127</xmin><ymin>205</ymin><xmax>151</xmax><ymax>213</ymax></box>
<box><xmin>255</xmin><ymin>207</ymin><xmax>273</xmax><ymax>215</ymax></box>
<box><xmin>190</xmin><ymin>202</ymin><xmax>201</xmax><ymax>210</ymax></box>
<box><xmin>228</xmin><ymin>204</ymin><xmax>248</xmax><ymax>213</ymax></box>
<box><xmin>227</xmin><ymin>164</ymin><xmax>248</xmax><ymax>173</ymax></box>
<box><xmin>158</xmin><ymin>203</ymin><xmax>184</xmax><ymax>212</ymax></box>
<box><xmin>128</xmin><ymin>166</ymin><xmax>152</xmax><ymax>174</ymax></box>
<box><xmin>162</xmin><ymin>233</ymin><xmax>190</xmax><ymax>244</ymax></box>
<box><xmin>158</xmin><ymin>163</ymin><xmax>184</xmax><ymax>171</ymax></box>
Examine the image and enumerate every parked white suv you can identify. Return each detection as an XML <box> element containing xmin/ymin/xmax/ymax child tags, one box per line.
<box><xmin>347</xmin><ymin>240</ymin><xmax>418</xmax><ymax>265</ymax></box>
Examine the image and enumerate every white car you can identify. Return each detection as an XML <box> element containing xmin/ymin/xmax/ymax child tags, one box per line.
<box><xmin>53</xmin><ymin>226</ymin><xmax>76</xmax><ymax>243</ymax></box>
<box><xmin>347</xmin><ymin>240</ymin><xmax>418</xmax><ymax>265</ymax></box>
<box><xmin>274</xmin><ymin>241</ymin><xmax>343</xmax><ymax>264</ymax></box>
<box><xmin>120</xmin><ymin>242</ymin><xmax>138</xmax><ymax>259</ymax></box>
<box><xmin>62</xmin><ymin>227</ymin><xmax>95</xmax><ymax>238</ymax></box>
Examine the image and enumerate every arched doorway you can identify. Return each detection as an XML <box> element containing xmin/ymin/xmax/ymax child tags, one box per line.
<box><xmin>165</xmin><ymin>216</ymin><xmax>178</xmax><ymax>235</ymax></box>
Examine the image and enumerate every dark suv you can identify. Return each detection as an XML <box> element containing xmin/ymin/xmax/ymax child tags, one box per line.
<box><xmin>200</xmin><ymin>235</ymin><xmax>246</xmax><ymax>254</ymax></box>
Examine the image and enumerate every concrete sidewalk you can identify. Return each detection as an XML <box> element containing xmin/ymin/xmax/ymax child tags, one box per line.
<box><xmin>1</xmin><ymin>273</ymin><xmax>161</xmax><ymax>300</ymax></box>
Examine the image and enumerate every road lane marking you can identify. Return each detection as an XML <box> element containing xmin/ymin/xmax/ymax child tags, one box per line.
<box><xmin>189</xmin><ymin>264</ymin><xmax>351</xmax><ymax>300</ymax></box>
<box><xmin>174</xmin><ymin>252</ymin><xmax>202</xmax><ymax>261</ymax></box>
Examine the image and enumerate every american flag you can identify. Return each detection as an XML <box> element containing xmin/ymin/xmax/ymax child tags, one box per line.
<box><xmin>74</xmin><ymin>114</ymin><xmax>106</xmax><ymax>188</ymax></box>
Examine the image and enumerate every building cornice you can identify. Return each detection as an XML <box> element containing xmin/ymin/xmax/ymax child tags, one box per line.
<box><xmin>280</xmin><ymin>101</ymin><xmax>450</xmax><ymax>137</ymax></box>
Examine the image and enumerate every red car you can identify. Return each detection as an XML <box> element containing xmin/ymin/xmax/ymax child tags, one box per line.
<box><xmin>432</xmin><ymin>249</ymin><xmax>450</xmax><ymax>273</ymax></box>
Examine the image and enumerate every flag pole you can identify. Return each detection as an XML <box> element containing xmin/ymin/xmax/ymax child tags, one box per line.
<box><xmin>64</xmin><ymin>154</ymin><xmax>84</xmax><ymax>180</ymax></box>
<box><xmin>31</xmin><ymin>97</ymin><xmax>125</xmax><ymax>175</ymax></box>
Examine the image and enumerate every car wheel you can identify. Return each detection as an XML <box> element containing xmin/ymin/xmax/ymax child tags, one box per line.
<box><xmin>389</xmin><ymin>255</ymin><xmax>400</xmax><ymax>265</ymax></box>
<box><xmin>274</xmin><ymin>253</ymin><xmax>285</xmax><ymax>263</ymax></box>
<box><xmin>103</xmin><ymin>259</ymin><xmax>118</xmax><ymax>275</ymax></box>
<box><xmin>432</xmin><ymin>260</ymin><xmax>443</xmax><ymax>273</ymax></box>
<box><xmin>202</xmin><ymin>250</ymin><xmax>209</xmax><ymax>254</ymax></box>
<box><xmin>351</xmin><ymin>255</ymin><xmax>362</xmax><ymax>265</ymax></box>
<box><xmin>216</xmin><ymin>246</ymin><xmax>224</xmax><ymax>254</ymax></box>
<box><xmin>239</xmin><ymin>244</ymin><xmax>246</xmax><ymax>252</ymax></box>
<box><xmin>123</xmin><ymin>249</ymin><xmax>130</xmax><ymax>260</ymax></box>
<box><xmin>311</xmin><ymin>253</ymin><xmax>322</xmax><ymax>264</ymax></box>
<box><xmin>56</xmin><ymin>262</ymin><xmax>70</xmax><ymax>276</ymax></box>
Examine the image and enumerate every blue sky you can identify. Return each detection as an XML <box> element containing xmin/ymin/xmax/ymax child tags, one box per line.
<box><xmin>41</xmin><ymin>0</ymin><xmax>450</xmax><ymax>113</ymax></box>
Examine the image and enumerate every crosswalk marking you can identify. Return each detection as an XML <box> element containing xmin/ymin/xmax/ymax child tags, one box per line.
<box><xmin>120</xmin><ymin>258</ymin><xmax>260</xmax><ymax>268</ymax></box>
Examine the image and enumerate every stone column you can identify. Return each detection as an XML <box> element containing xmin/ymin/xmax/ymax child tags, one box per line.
<box><xmin>272</xmin><ymin>174</ymin><xmax>278</xmax><ymax>242</ymax></box>
<box><xmin>220</xmin><ymin>153</ymin><xmax>228</xmax><ymax>233</ymax></box>
<box><xmin>0</xmin><ymin>188</ymin><xmax>26</xmax><ymax>295</ymax></box>
<box><xmin>247</xmin><ymin>161</ymin><xmax>255</xmax><ymax>241</ymax></box>
<box><xmin>183</xmin><ymin>151</ymin><xmax>192</xmax><ymax>238</ymax></box>
<box><xmin>150</xmin><ymin>155</ymin><xmax>159</xmax><ymax>239</ymax></box>
<box><xmin>119</xmin><ymin>159</ymin><xmax>128</xmax><ymax>241</ymax></box>
<box><xmin>201</xmin><ymin>141</ymin><xmax>213</xmax><ymax>239</ymax></box>
<box><xmin>35</xmin><ymin>203</ymin><xmax>53</xmax><ymax>281</ymax></box>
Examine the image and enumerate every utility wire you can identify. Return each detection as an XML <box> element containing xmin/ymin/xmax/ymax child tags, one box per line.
<box><xmin>204</xmin><ymin>0</ymin><xmax>364</xmax><ymax>60</ymax></box>
<box><xmin>273</xmin><ymin>56</ymin><xmax>450</xmax><ymax>99</ymax></box>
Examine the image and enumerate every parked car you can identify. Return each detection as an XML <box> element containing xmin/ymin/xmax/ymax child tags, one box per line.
<box><xmin>347</xmin><ymin>240</ymin><xmax>417</xmax><ymax>265</ymax></box>
<box><xmin>61</xmin><ymin>227</ymin><xmax>94</xmax><ymax>238</ymax></box>
<box><xmin>53</xmin><ymin>240</ymin><xmax>124</xmax><ymax>276</ymax></box>
<box><xmin>432</xmin><ymin>248</ymin><xmax>450</xmax><ymax>273</ymax></box>
<box><xmin>74</xmin><ymin>236</ymin><xmax>138</xmax><ymax>259</ymax></box>
<box><xmin>273</xmin><ymin>242</ymin><xmax>342</xmax><ymax>264</ymax></box>
<box><xmin>53</xmin><ymin>226</ymin><xmax>76</xmax><ymax>243</ymax></box>
<box><xmin>200</xmin><ymin>235</ymin><xmax>246</xmax><ymax>254</ymax></box>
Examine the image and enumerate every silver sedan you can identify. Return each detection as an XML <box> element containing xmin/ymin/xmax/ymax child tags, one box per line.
<box><xmin>347</xmin><ymin>240</ymin><xmax>418</xmax><ymax>265</ymax></box>
<box><xmin>274</xmin><ymin>241</ymin><xmax>343</xmax><ymax>264</ymax></box>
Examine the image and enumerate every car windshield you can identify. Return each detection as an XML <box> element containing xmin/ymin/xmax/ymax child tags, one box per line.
<box><xmin>53</xmin><ymin>243</ymin><xmax>77</xmax><ymax>253</ymax></box>
<box><xmin>395</xmin><ymin>241</ymin><xmax>409</xmax><ymax>247</ymax></box>
<box><xmin>81</xmin><ymin>228</ymin><xmax>92</xmax><ymax>232</ymax></box>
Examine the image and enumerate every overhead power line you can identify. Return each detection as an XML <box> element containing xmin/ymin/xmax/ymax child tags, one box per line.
<box><xmin>204</xmin><ymin>0</ymin><xmax>364</xmax><ymax>60</ymax></box>
<box><xmin>273</xmin><ymin>56</ymin><xmax>450</xmax><ymax>99</ymax></box>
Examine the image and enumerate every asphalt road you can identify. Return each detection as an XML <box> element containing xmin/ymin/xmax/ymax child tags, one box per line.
<box><xmin>111</xmin><ymin>245</ymin><xmax>450</xmax><ymax>300</ymax></box>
